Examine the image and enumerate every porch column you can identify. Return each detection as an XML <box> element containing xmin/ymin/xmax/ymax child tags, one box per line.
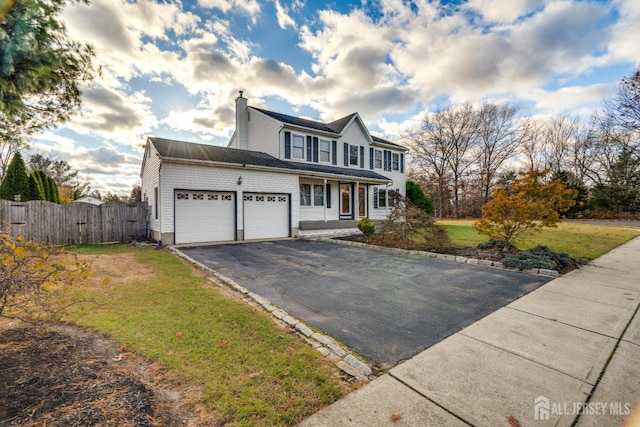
<box><xmin>385</xmin><ymin>182</ymin><xmax>391</xmax><ymax>216</ymax></box>
<box><xmin>323</xmin><ymin>178</ymin><xmax>327</xmax><ymax>222</ymax></box>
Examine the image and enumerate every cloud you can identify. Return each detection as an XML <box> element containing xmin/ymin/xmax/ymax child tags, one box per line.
<box><xmin>162</xmin><ymin>105</ymin><xmax>235</xmax><ymax>139</ymax></box>
<box><xmin>274</xmin><ymin>0</ymin><xmax>296</xmax><ymax>30</ymax></box>
<box><xmin>607</xmin><ymin>0</ymin><xmax>640</xmax><ymax>64</ymax></box>
<box><xmin>197</xmin><ymin>0</ymin><xmax>261</xmax><ymax>21</ymax></box>
<box><xmin>528</xmin><ymin>83</ymin><xmax>616</xmax><ymax>114</ymax></box>
<box><xmin>65</xmin><ymin>85</ymin><xmax>157</xmax><ymax>144</ymax></box>
<box><xmin>466</xmin><ymin>0</ymin><xmax>548</xmax><ymax>23</ymax></box>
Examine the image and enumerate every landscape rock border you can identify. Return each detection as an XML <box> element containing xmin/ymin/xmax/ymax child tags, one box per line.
<box><xmin>169</xmin><ymin>247</ymin><xmax>374</xmax><ymax>381</ymax></box>
<box><xmin>316</xmin><ymin>237</ymin><xmax>561</xmax><ymax>278</ymax></box>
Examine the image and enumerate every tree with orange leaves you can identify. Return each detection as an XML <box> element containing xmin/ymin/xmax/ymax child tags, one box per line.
<box><xmin>474</xmin><ymin>169</ymin><xmax>577</xmax><ymax>245</ymax></box>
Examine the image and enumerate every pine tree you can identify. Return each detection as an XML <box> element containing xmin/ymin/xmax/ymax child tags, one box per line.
<box><xmin>406</xmin><ymin>180</ymin><xmax>435</xmax><ymax>216</ymax></box>
<box><xmin>0</xmin><ymin>152</ymin><xmax>31</xmax><ymax>201</ymax></box>
<box><xmin>29</xmin><ymin>173</ymin><xmax>44</xmax><ymax>200</ymax></box>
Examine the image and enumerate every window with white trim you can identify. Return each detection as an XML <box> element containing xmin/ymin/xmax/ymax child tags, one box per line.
<box><xmin>376</xmin><ymin>188</ymin><xmax>400</xmax><ymax>208</ymax></box>
<box><xmin>392</xmin><ymin>153</ymin><xmax>400</xmax><ymax>171</ymax></box>
<box><xmin>374</xmin><ymin>149</ymin><xmax>382</xmax><ymax>169</ymax></box>
<box><xmin>300</xmin><ymin>184</ymin><xmax>311</xmax><ymax>206</ymax></box>
<box><xmin>292</xmin><ymin>134</ymin><xmax>305</xmax><ymax>159</ymax></box>
<box><xmin>377</xmin><ymin>188</ymin><xmax>387</xmax><ymax>208</ymax></box>
<box><xmin>300</xmin><ymin>183</ymin><xmax>324</xmax><ymax>206</ymax></box>
<box><xmin>319</xmin><ymin>139</ymin><xmax>331</xmax><ymax>162</ymax></box>
<box><xmin>349</xmin><ymin>145</ymin><xmax>359</xmax><ymax>166</ymax></box>
<box><xmin>313</xmin><ymin>185</ymin><xmax>324</xmax><ymax>206</ymax></box>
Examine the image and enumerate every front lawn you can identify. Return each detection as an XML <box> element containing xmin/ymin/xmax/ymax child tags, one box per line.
<box><xmin>66</xmin><ymin>244</ymin><xmax>353</xmax><ymax>426</ymax></box>
<box><xmin>436</xmin><ymin>220</ymin><xmax>640</xmax><ymax>260</ymax></box>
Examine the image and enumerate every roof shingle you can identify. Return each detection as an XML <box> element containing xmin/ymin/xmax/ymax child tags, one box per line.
<box><xmin>149</xmin><ymin>137</ymin><xmax>391</xmax><ymax>182</ymax></box>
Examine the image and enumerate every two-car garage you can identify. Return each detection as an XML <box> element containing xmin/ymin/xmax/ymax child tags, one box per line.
<box><xmin>174</xmin><ymin>190</ymin><xmax>290</xmax><ymax>244</ymax></box>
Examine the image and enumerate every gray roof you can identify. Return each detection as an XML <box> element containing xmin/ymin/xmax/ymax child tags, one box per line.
<box><xmin>253</xmin><ymin>107</ymin><xmax>406</xmax><ymax>149</ymax></box>
<box><xmin>149</xmin><ymin>137</ymin><xmax>390</xmax><ymax>182</ymax></box>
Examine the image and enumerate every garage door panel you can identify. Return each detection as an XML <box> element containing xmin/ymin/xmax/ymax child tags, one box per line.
<box><xmin>175</xmin><ymin>191</ymin><xmax>235</xmax><ymax>244</ymax></box>
<box><xmin>244</xmin><ymin>193</ymin><xmax>289</xmax><ymax>240</ymax></box>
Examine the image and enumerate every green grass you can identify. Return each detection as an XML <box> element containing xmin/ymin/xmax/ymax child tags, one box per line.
<box><xmin>436</xmin><ymin>220</ymin><xmax>640</xmax><ymax>260</ymax></box>
<box><xmin>67</xmin><ymin>245</ymin><xmax>345</xmax><ymax>426</ymax></box>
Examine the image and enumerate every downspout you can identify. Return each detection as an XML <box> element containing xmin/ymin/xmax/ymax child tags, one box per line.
<box><xmin>157</xmin><ymin>154</ymin><xmax>163</xmax><ymax>244</ymax></box>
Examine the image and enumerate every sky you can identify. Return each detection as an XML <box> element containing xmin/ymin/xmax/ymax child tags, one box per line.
<box><xmin>28</xmin><ymin>0</ymin><xmax>640</xmax><ymax>196</ymax></box>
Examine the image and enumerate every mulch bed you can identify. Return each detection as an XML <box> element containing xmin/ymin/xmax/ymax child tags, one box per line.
<box><xmin>332</xmin><ymin>234</ymin><xmax>583</xmax><ymax>274</ymax></box>
<box><xmin>0</xmin><ymin>322</ymin><xmax>192</xmax><ymax>427</ymax></box>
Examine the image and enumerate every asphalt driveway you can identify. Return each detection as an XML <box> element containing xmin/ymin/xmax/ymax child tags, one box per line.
<box><xmin>179</xmin><ymin>240</ymin><xmax>549</xmax><ymax>367</ymax></box>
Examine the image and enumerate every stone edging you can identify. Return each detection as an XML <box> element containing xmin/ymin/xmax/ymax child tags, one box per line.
<box><xmin>313</xmin><ymin>237</ymin><xmax>561</xmax><ymax>278</ymax></box>
<box><xmin>167</xmin><ymin>247</ymin><xmax>374</xmax><ymax>381</ymax></box>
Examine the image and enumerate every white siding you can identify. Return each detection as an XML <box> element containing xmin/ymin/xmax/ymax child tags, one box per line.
<box><xmin>337</xmin><ymin>121</ymin><xmax>370</xmax><ymax>167</ymax></box>
<box><xmin>140</xmin><ymin>142</ymin><xmax>161</xmax><ymax>235</ymax></box>
<box><xmin>298</xmin><ymin>179</ymin><xmax>340</xmax><ymax>221</ymax></box>
<box><xmin>160</xmin><ymin>163</ymin><xmax>298</xmax><ymax>234</ymax></box>
<box><xmin>247</xmin><ymin>109</ymin><xmax>282</xmax><ymax>157</ymax></box>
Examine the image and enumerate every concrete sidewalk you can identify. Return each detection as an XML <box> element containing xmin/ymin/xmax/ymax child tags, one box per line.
<box><xmin>300</xmin><ymin>237</ymin><xmax>640</xmax><ymax>427</ymax></box>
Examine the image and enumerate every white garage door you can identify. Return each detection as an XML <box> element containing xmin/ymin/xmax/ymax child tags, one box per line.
<box><xmin>243</xmin><ymin>193</ymin><xmax>290</xmax><ymax>240</ymax></box>
<box><xmin>175</xmin><ymin>191</ymin><xmax>235</xmax><ymax>244</ymax></box>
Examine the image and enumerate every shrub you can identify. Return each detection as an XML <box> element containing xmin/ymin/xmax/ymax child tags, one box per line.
<box><xmin>501</xmin><ymin>245</ymin><xmax>573</xmax><ymax>271</ymax></box>
<box><xmin>369</xmin><ymin>199</ymin><xmax>450</xmax><ymax>250</ymax></box>
<box><xmin>477</xmin><ymin>239</ymin><xmax>517</xmax><ymax>252</ymax></box>
<box><xmin>0</xmin><ymin>230</ymin><xmax>92</xmax><ymax>322</ymax></box>
<box><xmin>406</xmin><ymin>180</ymin><xmax>435</xmax><ymax>215</ymax></box>
<box><xmin>357</xmin><ymin>217</ymin><xmax>376</xmax><ymax>238</ymax></box>
<box><xmin>474</xmin><ymin>169</ymin><xmax>578</xmax><ymax>244</ymax></box>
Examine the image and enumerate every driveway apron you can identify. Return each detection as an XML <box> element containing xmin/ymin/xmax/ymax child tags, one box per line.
<box><xmin>179</xmin><ymin>240</ymin><xmax>549</xmax><ymax>366</ymax></box>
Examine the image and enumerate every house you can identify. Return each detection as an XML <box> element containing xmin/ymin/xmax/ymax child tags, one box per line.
<box><xmin>140</xmin><ymin>92</ymin><xmax>408</xmax><ymax>245</ymax></box>
<box><xmin>72</xmin><ymin>196</ymin><xmax>104</xmax><ymax>206</ymax></box>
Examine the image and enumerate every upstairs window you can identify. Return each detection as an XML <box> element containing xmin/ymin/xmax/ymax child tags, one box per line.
<box><xmin>292</xmin><ymin>134</ymin><xmax>305</xmax><ymax>159</ymax></box>
<box><xmin>392</xmin><ymin>153</ymin><xmax>400</xmax><ymax>171</ymax></box>
<box><xmin>349</xmin><ymin>145</ymin><xmax>359</xmax><ymax>166</ymax></box>
<box><xmin>374</xmin><ymin>150</ymin><xmax>382</xmax><ymax>169</ymax></box>
<box><xmin>319</xmin><ymin>139</ymin><xmax>331</xmax><ymax>162</ymax></box>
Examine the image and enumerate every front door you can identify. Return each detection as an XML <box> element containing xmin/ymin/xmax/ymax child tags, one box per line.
<box><xmin>358</xmin><ymin>186</ymin><xmax>366</xmax><ymax>218</ymax></box>
<box><xmin>340</xmin><ymin>184</ymin><xmax>352</xmax><ymax>218</ymax></box>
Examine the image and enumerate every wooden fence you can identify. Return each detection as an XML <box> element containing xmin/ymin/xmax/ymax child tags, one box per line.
<box><xmin>0</xmin><ymin>200</ymin><xmax>149</xmax><ymax>244</ymax></box>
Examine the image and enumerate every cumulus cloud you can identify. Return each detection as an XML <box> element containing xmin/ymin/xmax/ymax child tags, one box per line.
<box><xmin>197</xmin><ymin>0</ymin><xmax>261</xmax><ymax>22</ymax></box>
<box><xmin>65</xmin><ymin>85</ymin><xmax>157</xmax><ymax>145</ymax></box>
<box><xmin>274</xmin><ymin>0</ymin><xmax>296</xmax><ymax>30</ymax></box>
<box><xmin>528</xmin><ymin>83</ymin><xmax>616</xmax><ymax>114</ymax></box>
<box><xmin>49</xmin><ymin>0</ymin><xmax>639</xmax><ymax>195</ymax></box>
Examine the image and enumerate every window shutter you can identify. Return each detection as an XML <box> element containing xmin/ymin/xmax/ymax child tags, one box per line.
<box><xmin>359</xmin><ymin>146</ymin><xmax>364</xmax><ymax>168</ymax></box>
<box><xmin>326</xmin><ymin>183</ymin><xmax>331</xmax><ymax>209</ymax></box>
<box><xmin>306</xmin><ymin>136</ymin><xmax>312</xmax><ymax>162</ymax></box>
<box><xmin>332</xmin><ymin>141</ymin><xmax>337</xmax><ymax>165</ymax></box>
<box><xmin>400</xmin><ymin>153</ymin><xmax>404</xmax><ymax>173</ymax></box>
<box><xmin>369</xmin><ymin>147</ymin><xmax>374</xmax><ymax>169</ymax></box>
<box><xmin>313</xmin><ymin>137</ymin><xmax>319</xmax><ymax>163</ymax></box>
<box><xmin>383</xmin><ymin>150</ymin><xmax>390</xmax><ymax>171</ymax></box>
<box><xmin>343</xmin><ymin>143</ymin><xmax>349</xmax><ymax>166</ymax></box>
<box><xmin>284</xmin><ymin>131</ymin><xmax>291</xmax><ymax>159</ymax></box>
<box><xmin>373</xmin><ymin>187</ymin><xmax>378</xmax><ymax>209</ymax></box>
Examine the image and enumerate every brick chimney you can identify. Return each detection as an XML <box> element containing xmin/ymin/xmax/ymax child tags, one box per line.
<box><xmin>235</xmin><ymin>90</ymin><xmax>248</xmax><ymax>149</ymax></box>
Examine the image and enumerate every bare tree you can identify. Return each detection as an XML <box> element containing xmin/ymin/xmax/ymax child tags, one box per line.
<box><xmin>517</xmin><ymin>117</ymin><xmax>546</xmax><ymax>171</ymax></box>
<box><xmin>475</xmin><ymin>103</ymin><xmax>520</xmax><ymax>204</ymax></box>
<box><xmin>405</xmin><ymin>125</ymin><xmax>451</xmax><ymax>218</ymax></box>
<box><xmin>544</xmin><ymin>113</ymin><xmax>581</xmax><ymax>174</ymax></box>
<box><xmin>0</xmin><ymin>136</ymin><xmax>28</xmax><ymax>180</ymax></box>
<box><xmin>604</xmin><ymin>69</ymin><xmax>640</xmax><ymax>134</ymax></box>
